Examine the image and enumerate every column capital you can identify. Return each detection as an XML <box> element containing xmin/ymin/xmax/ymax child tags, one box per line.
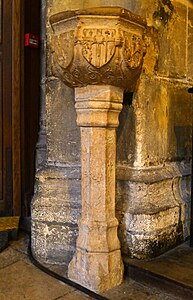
<box><xmin>50</xmin><ymin>6</ymin><xmax>148</xmax><ymax>91</ymax></box>
<box><xmin>75</xmin><ymin>85</ymin><xmax>123</xmax><ymax>127</ymax></box>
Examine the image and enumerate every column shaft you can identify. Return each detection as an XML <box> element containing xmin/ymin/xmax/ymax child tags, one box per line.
<box><xmin>68</xmin><ymin>85</ymin><xmax>124</xmax><ymax>292</ymax></box>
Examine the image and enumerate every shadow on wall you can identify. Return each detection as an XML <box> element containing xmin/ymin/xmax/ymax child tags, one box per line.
<box><xmin>117</xmin><ymin>91</ymin><xmax>136</xmax><ymax>165</ymax></box>
<box><xmin>174</xmin><ymin>125</ymin><xmax>192</xmax><ymax>239</ymax></box>
<box><xmin>174</xmin><ymin>126</ymin><xmax>192</xmax><ymax>161</ymax></box>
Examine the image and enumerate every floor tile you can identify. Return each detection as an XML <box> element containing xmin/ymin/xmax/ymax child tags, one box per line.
<box><xmin>125</xmin><ymin>241</ymin><xmax>193</xmax><ymax>290</ymax></box>
<box><xmin>103</xmin><ymin>278</ymin><xmax>180</xmax><ymax>300</ymax></box>
<box><xmin>0</xmin><ymin>246</ymin><xmax>24</xmax><ymax>269</ymax></box>
<box><xmin>0</xmin><ymin>233</ymin><xmax>190</xmax><ymax>300</ymax></box>
<box><xmin>58</xmin><ymin>290</ymin><xmax>94</xmax><ymax>299</ymax></box>
<box><xmin>10</xmin><ymin>232</ymin><xmax>29</xmax><ymax>255</ymax></box>
<box><xmin>0</xmin><ymin>260</ymin><xmax>74</xmax><ymax>300</ymax></box>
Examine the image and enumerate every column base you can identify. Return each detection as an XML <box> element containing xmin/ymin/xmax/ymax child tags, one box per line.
<box><xmin>68</xmin><ymin>248</ymin><xmax>124</xmax><ymax>293</ymax></box>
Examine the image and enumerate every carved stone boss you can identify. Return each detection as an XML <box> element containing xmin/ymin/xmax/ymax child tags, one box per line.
<box><xmin>50</xmin><ymin>7</ymin><xmax>147</xmax><ymax>292</ymax></box>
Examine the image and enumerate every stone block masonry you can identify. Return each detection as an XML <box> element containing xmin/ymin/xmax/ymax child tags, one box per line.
<box><xmin>31</xmin><ymin>0</ymin><xmax>192</xmax><ymax>293</ymax></box>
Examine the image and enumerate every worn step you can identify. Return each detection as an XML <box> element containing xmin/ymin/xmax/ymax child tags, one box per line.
<box><xmin>0</xmin><ymin>216</ymin><xmax>20</xmax><ymax>252</ymax></box>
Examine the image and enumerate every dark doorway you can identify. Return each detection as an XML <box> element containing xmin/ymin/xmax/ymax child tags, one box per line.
<box><xmin>0</xmin><ymin>1</ymin><xmax>22</xmax><ymax>216</ymax></box>
<box><xmin>21</xmin><ymin>0</ymin><xmax>41</xmax><ymax>217</ymax></box>
<box><xmin>0</xmin><ymin>0</ymin><xmax>40</xmax><ymax>218</ymax></box>
<box><xmin>0</xmin><ymin>0</ymin><xmax>40</xmax><ymax>217</ymax></box>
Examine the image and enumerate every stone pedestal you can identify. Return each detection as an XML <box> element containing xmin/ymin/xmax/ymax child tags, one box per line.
<box><xmin>68</xmin><ymin>85</ymin><xmax>124</xmax><ymax>292</ymax></box>
<box><xmin>49</xmin><ymin>7</ymin><xmax>148</xmax><ymax>292</ymax></box>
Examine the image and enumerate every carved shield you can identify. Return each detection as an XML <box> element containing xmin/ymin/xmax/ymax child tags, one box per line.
<box><xmin>53</xmin><ymin>31</ymin><xmax>74</xmax><ymax>69</ymax></box>
<box><xmin>81</xmin><ymin>29</ymin><xmax>116</xmax><ymax>68</ymax></box>
<box><xmin>123</xmin><ymin>33</ymin><xmax>143</xmax><ymax>69</ymax></box>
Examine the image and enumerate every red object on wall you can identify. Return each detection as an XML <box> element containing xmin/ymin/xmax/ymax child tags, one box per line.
<box><xmin>25</xmin><ymin>33</ymin><xmax>39</xmax><ymax>48</ymax></box>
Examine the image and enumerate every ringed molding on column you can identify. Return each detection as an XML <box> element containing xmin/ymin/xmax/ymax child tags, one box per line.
<box><xmin>75</xmin><ymin>85</ymin><xmax>123</xmax><ymax>127</ymax></box>
<box><xmin>50</xmin><ymin>6</ymin><xmax>148</xmax><ymax>91</ymax></box>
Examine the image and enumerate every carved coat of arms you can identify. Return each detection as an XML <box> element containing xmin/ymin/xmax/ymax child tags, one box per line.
<box><xmin>53</xmin><ymin>31</ymin><xmax>74</xmax><ymax>69</ymax></box>
<box><xmin>81</xmin><ymin>29</ymin><xmax>117</xmax><ymax>68</ymax></box>
<box><xmin>123</xmin><ymin>33</ymin><xmax>144</xmax><ymax>69</ymax></box>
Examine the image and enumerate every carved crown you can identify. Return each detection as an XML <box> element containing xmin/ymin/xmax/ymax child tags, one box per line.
<box><xmin>50</xmin><ymin>7</ymin><xmax>147</xmax><ymax>91</ymax></box>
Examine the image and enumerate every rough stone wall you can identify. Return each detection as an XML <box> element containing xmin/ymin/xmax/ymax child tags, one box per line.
<box><xmin>31</xmin><ymin>0</ymin><xmax>192</xmax><ymax>264</ymax></box>
<box><xmin>32</xmin><ymin>1</ymin><xmax>81</xmax><ymax>266</ymax></box>
<box><xmin>35</xmin><ymin>0</ymin><xmax>47</xmax><ymax>171</ymax></box>
<box><xmin>116</xmin><ymin>0</ymin><xmax>192</xmax><ymax>258</ymax></box>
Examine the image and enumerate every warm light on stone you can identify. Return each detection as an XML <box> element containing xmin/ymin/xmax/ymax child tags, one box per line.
<box><xmin>31</xmin><ymin>1</ymin><xmax>192</xmax><ymax>293</ymax></box>
<box><xmin>68</xmin><ymin>85</ymin><xmax>124</xmax><ymax>292</ymax></box>
<box><xmin>49</xmin><ymin>7</ymin><xmax>147</xmax><ymax>292</ymax></box>
<box><xmin>50</xmin><ymin>7</ymin><xmax>147</xmax><ymax>90</ymax></box>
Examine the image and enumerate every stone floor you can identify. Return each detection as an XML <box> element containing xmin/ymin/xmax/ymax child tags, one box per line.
<box><xmin>124</xmin><ymin>240</ymin><xmax>193</xmax><ymax>299</ymax></box>
<box><xmin>125</xmin><ymin>240</ymin><xmax>193</xmax><ymax>285</ymax></box>
<box><xmin>0</xmin><ymin>232</ymin><xmax>192</xmax><ymax>300</ymax></box>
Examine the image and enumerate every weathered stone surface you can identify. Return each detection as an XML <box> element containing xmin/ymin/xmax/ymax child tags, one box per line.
<box><xmin>2</xmin><ymin>236</ymin><xmax>183</xmax><ymax>300</ymax></box>
<box><xmin>180</xmin><ymin>175</ymin><xmax>191</xmax><ymax>238</ymax></box>
<box><xmin>188</xmin><ymin>6</ymin><xmax>193</xmax><ymax>81</ymax></box>
<box><xmin>36</xmin><ymin>0</ymin><xmax>47</xmax><ymax>171</ymax></box>
<box><xmin>50</xmin><ymin>7</ymin><xmax>147</xmax><ymax>91</ymax></box>
<box><xmin>32</xmin><ymin>0</ymin><xmax>192</xmax><ymax>291</ymax></box>
<box><xmin>31</xmin><ymin>221</ymin><xmax>78</xmax><ymax>265</ymax></box>
<box><xmin>48</xmin><ymin>0</ymin><xmax>136</xmax><ymax>16</ymax></box>
<box><xmin>49</xmin><ymin>6</ymin><xmax>149</xmax><ymax>290</ymax></box>
<box><xmin>68</xmin><ymin>85</ymin><xmax>124</xmax><ymax>292</ymax></box>
<box><xmin>69</xmin><ymin>249</ymin><xmax>123</xmax><ymax>293</ymax></box>
<box><xmin>156</xmin><ymin>1</ymin><xmax>187</xmax><ymax>78</ymax></box>
<box><xmin>129</xmin><ymin>0</ymin><xmax>188</xmax><ymax>77</ymax></box>
<box><xmin>0</xmin><ymin>260</ymin><xmax>74</xmax><ymax>300</ymax></box>
<box><xmin>75</xmin><ymin>85</ymin><xmax>123</xmax><ymax>127</ymax></box>
<box><xmin>32</xmin><ymin>168</ymin><xmax>81</xmax><ymax>223</ymax></box>
<box><xmin>127</xmin><ymin>225</ymin><xmax>183</xmax><ymax>259</ymax></box>
<box><xmin>46</xmin><ymin>79</ymin><xmax>80</xmax><ymax>164</ymax></box>
<box><xmin>117</xmin><ymin>76</ymin><xmax>192</xmax><ymax>167</ymax></box>
<box><xmin>31</xmin><ymin>167</ymin><xmax>81</xmax><ymax>265</ymax></box>
<box><xmin>116</xmin><ymin>5</ymin><xmax>192</xmax><ymax>260</ymax></box>
<box><xmin>116</xmin><ymin>163</ymin><xmax>188</xmax><ymax>258</ymax></box>
<box><xmin>117</xmin><ymin>161</ymin><xmax>191</xmax><ymax>182</ymax></box>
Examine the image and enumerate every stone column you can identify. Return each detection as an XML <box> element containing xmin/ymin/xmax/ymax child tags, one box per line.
<box><xmin>50</xmin><ymin>7</ymin><xmax>148</xmax><ymax>292</ymax></box>
<box><xmin>68</xmin><ymin>85</ymin><xmax>124</xmax><ymax>292</ymax></box>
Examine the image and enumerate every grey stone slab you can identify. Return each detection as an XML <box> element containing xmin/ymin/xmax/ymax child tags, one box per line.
<box><xmin>0</xmin><ymin>246</ymin><xmax>26</xmax><ymax>269</ymax></box>
<box><xmin>9</xmin><ymin>232</ymin><xmax>29</xmax><ymax>255</ymax></box>
<box><xmin>58</xmin><ymin>290</ymin><xmax>93</xmax><ymax>299</ymax></box>
<box><xmin>103</xmin><ymin>278</ymin><xmax>180</xmax><ymax>300</ymax></box>
<box><xmin>0</xmin><ymin>260</ymin><xmax>74</xmax><ymax>300</ymax></box>
<box><xmin>40</xmin><ymin>262</ymin><xmax>68</xmax><ymax>277</ymax></box>
<box><xmin>125</xmin><ymin>241</ymin><xmax>193</xmax><ymax>291</ymax></box>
